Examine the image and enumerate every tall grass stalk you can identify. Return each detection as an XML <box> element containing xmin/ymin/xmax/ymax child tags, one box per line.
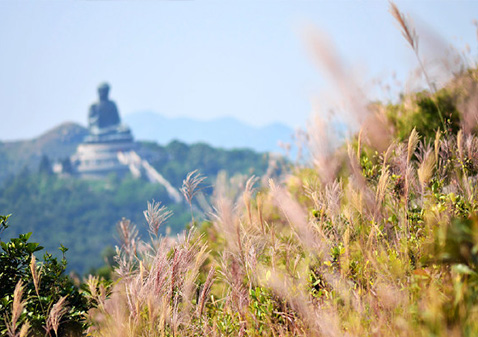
<box><xmin>181</xmin><ymin>170</ymin><xmax>206</xmax><ymax>225</ymax></box>
<box><xmin>390</xmin><ymin>2</ymin><xmax>446</xmax><ymax>131</ymax></box>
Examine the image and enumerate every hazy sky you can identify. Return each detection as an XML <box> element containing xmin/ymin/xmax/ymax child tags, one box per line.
<box><xmin>0</xmin><ymin>0</ymin><xmax>477</xmax><ymax>140</ymax></box>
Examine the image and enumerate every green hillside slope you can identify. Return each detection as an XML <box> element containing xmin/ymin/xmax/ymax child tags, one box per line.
<box><xmin>0</xmin><ymin>136</ymin><xmax>272</xmax><ymax>274</ymax></box>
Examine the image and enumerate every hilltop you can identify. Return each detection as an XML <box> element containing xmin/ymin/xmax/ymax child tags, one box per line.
<box><xmin>0</xmin><ymin>122</ymin><xmax>88</xmax><ymax>181</ymax></box>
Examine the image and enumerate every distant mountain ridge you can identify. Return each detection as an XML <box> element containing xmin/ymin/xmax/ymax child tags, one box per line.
<box><xmin>123</xmin><ymin>111</ymin><xmax>294</xmax><ymax>153</ymax></box>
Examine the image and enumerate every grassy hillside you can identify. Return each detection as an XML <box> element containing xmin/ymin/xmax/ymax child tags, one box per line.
<box><xmin>81</xmin><ymin>65</ymin><xmax>478</xmax><ymax>336</ymax></box>
<box><xmin>80</xmin><ymin>9</ymin><xmax>478</xmax><ymax>335</ymax></box>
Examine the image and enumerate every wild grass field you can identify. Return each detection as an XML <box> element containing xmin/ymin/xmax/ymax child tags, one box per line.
<box><xmin>2</xmin><ymin>3</ymin><xmax>478</xmax><ymax>336</ymax></box>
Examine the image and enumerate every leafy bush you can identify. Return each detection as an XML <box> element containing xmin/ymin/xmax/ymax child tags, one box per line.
<box><xmin>386</xmin><ymin>89</ymin><xmax>461</xmax><ymax>141</ymax></box>
<box><xmin>0</xmin><ymin>214</ymin><xmax>90</xmax><ymax>336</ymax></box>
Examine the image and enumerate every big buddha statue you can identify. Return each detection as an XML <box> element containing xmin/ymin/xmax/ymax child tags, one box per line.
<box><xmin>85</xmin><ymin>82</ymin><xmax>133</xmax><ymax>143</ymax></box>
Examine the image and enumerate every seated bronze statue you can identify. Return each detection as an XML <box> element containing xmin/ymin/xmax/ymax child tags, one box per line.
<box><xmin>85</xmin><ymin>83</ymin><xmax>132</xmax><ymax>143</ymax></box>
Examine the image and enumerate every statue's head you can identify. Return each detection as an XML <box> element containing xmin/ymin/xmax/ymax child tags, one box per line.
<box><xmin>97</xmin><ymin>82</ymin><xmax>110</xmax><ymax>101</ymax></box>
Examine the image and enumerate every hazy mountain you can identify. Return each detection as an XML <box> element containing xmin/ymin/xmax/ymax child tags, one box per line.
<box><xmin>123</xmin><ymin>112</ymin><xmax>294</xmax><ymax>153</ymax></box>
<box><xmin>0</xmin><ymin>122</ymin><xmax>88</xmax><ymax>181</ymax></box>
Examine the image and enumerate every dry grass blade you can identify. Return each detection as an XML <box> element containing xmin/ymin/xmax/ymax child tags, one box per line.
<box><xmin>18</xmin><ymin>321</ymin><xmax>30</xmax><ymax>337</ymax></box>
<box><xmin>115</xmin><ymin>218</ymin><xmax>139</xmax><ymax>276</ymax></box>
<box><xmin>376</xmin><ymin>169</ymin><xmax>390</xmax><ymax>208</ymax></box>
<box><xmin>117</xmin><ymin>218</ymin><xmax>138</xmax><ymax>255</ymax></box>
<box><xmin>417</xmin><ymin>150</ymin><xmax>436</xmax><ymax>189</ymax></box>
<box><xmin>269</xmin><ymin>179</ymin><xmax>327</xmax><ymax>257</ymax></box>
<box><xmin>390</xmin><ymin>1</ymin><xmax>417</xmax><ymax>51</ymax></box>
<box><xmin>382</xmin><ymin>142</ymin><xmax>395</xmax><ymax>172</ymax></box>
<box><xmin>308</xmin><ymin>115</ymin><xmax>340</xmax><ymax>185</ymax></box>
<box><xmin>357</xmin><ymin>128</ymin><xmax>363</xmax><ymax>159</ymax></box>
<box><xmin>181</xmin><ymin>170</ymin><xmax>206</xmax><ymax>206</ymax></box>
<box><xmin>6</xmin><ymin>281</ymin><xmax>26</xmax><ymax>337</ymax></box>
<box><xmin>303</xmin><ymin>26</ymin><xmax>369</xmax><ymax>128</ymax></box>
<box><xmin>45</xmin><ymin>296</ymin><xmax>69</xmax><ymax>337</ymax></box>
<box><xmin>434</xmin><ymin>129</ymin><xmax>441</xmax><ymax>164</ymax></box>
<box><xmin>144</xmin><ymin>200</ymin><xmax>173</xmax><ymax>237</ymax></box>
<box><xmin>407</xmin><ymin>128</ymin><xmax>420</xmax><ymax>164</ymax></box>
<box><xmin>12</xmin><ymin>281</ymin><xmax>24</xmax><ymax>328</ymax></box>
<box><xmin>181</xmin><ymin>170</ymin><xmax>207</xmax><ymax>223</ymax></box>
<box><xmin>390</xmin><ymin>1</ymin><xmax>446</xmax><ymax>127</ymax></box>
<box><xmin>243</xmin><ymin>175</ymin><xmax>259</xmax><ymax>225</ymax></box>
<box><xmin>197</xmin><ymin>267</ymin><xmax>215</xmax><ymax>317</ymax></box>
<box><xmin>86</xmin><ymin>275</ymin><xmax>108</xmax><ymax>309</ymax></box>
<box><xmin>30</xmin><ymin>254</ymin><xmax>41</xmax><ymax>297</ymax></box>
<box><xmin>457</xmin><ymin>129</ymin><xmax>464</xmax><ymax>161</ymax></box>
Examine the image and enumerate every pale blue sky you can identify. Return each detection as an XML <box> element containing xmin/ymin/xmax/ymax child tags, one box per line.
<box><xmin>0</xmin><ymin>0</ymin><xmax>477</xmax><ymax>140</ymax></box>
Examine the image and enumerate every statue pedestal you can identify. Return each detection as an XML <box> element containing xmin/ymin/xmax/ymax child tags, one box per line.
<box><xmin>72</xmin><ymin>141</ymin><xmax>137</xmax><ymax>179</ymax></box>
<box><xmin>84</xmin><ymin>126</ymin><xmax>133</xmax><ymax>144</ymax></box>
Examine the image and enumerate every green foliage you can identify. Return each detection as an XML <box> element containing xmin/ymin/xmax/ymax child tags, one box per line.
<box><xmin>0</xmin><ymin>215</ymin><xmax>90</xmax><ymax>336</ymax></box>
<box><xmin>0</xmin><ymin>173</ymin><xmax>175</xmax><ymax>274</ymax></box>
<box><xmin>0</xmin><ymin>214</ymin><xmax>10</xmax><ymax>234</ymax></box>
<box><xmin>144</xmin><ymin>140</ymin><xmax>270</xmax><ymax>188</ymax></box>
<box><xmin>386</xmin><ymin>88</ymin><xmax>461</xmax><ymax>141</ymax></box>
<box><xmin>427</xmin><ymin>216</ymin><xmax>478</xmax><ymax>328</ymax></box>
<box><xmin>435</xmin><ymin>216</ymin><xmax>478</xmax><ymax>269</ymax></box>
<box><xmin>0</xmin><ymin>141</ymin><xmax>270</xmax><ymax>274</ymax></box>
<box><xmin>38</xmin><ymin>155</ymin><xmax>53</xmax><ymax>175</ymax></box>
<box><xmin>88</xmin><ymin>246</ymin><xmax>116</xmax><ymax>280</ymax></box>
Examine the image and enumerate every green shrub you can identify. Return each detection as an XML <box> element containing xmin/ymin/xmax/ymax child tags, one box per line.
<box><xmin>387</xmin><ymin>89</ymin><xmax>461</xmax><ymax>141</ymax></box>
<box><xmin>0</xmin><ymin>214</ymin><xmax>90</xmax><ymax>336</ymax></box>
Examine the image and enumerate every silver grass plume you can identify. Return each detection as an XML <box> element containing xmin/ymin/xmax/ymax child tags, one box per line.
<box><xmin>144</xmin><ymin>200</ymin><xmax>173</xmax><ymax>237</ymax></box>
